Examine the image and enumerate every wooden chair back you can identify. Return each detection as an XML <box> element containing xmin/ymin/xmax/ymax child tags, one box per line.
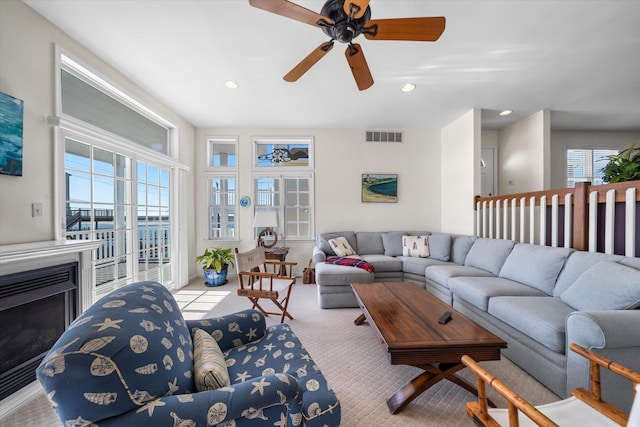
<box><xmin>461</xmin><ymin>343</ymin><xmax>640</xmax><ymax>427</ymax></box>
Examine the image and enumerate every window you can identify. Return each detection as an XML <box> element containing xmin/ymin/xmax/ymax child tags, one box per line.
<box><xmin>252</xmin><ymin>136</ymin><xmax>314</xmax><ymax>241</ymax></box>
<box><xmin>206</xmin><ymin>137</ymin><xmax>238</xmax><ymax>240</ymax></box>
<box><xmin>58</xmin><ymin>50</ymin><xmax>179</xmax><ymax>294</ymax></box>
<box><xmin>208</xmin><ymin>176</ymin><xmax>237</xmax><ymax>239</ymax></box>
<box><xmin>567</xmin><ymin>148</ymin><xmax>619</xmax><ymax>187</ymax></box>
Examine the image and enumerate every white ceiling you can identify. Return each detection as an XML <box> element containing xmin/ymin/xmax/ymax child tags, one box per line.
<box><xmin>24</xmin><ymin>0</ymin><xmax>640</xmax><ymax>131</ymax></box>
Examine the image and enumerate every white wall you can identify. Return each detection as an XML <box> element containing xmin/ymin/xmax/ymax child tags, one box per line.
<box><xmin>549</xmin><ymin>130</ymin><xmax>640</xmax><ymax>188</ymax></box>
<box><xmin>0</xmin><ymin>0</ymin><xmax>197</xmax><ymax>283</ymax></box>
<box><xmin>441</xmin><ymin>109</ymin><xmax>481</xmax><ymax>235</ymax></box>
<box><xmin>194</xmin><ymin>128</ymin><xmax>442</xmax><ymax>272</ymax></box>
<box><xmin>498</xmin><ymin>110</ymin><xmax>550</xmax><ymax>193</ymax></box>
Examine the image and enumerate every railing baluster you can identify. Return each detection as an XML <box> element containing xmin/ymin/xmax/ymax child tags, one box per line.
<box><xmin>540</xmin><ymin>195</ymin><xmax>547</xmax><ymax>246</ymax></box>
<box><xmin>489</xmin><ymin>200</ymin><xmax>494</xmax><ymax>239</ymax></box>
<box><xmin>520</xmin><ymin>197</ymin><xmax>526</xmax><ymax>243</ymax></box>
<box><xmin>551</xmin><ymin>195</ymin><xmax>558</xmax><ymax>247</ymax></box>
<box><xmin>626</xmin><ymin>187</ymin><xmax>636</xmax><ymax>257</ymax></box>
<box><xmin>496</xmin><ymin>200</ymin><xmax>502</xmax><ymax>239</ymax></box>
<box><xmin>564</xmin><ymin>193</ymin><xmax>573</xmax><ymax>249</ymax></box>
<box><xmin>589</xmin><ymin>191</ymin><xmax>598</xmax><ymax>252</ymax></box>
<box><xmin>605</xmin><ymin>189</ymin><xmax>616</xmax><ymax>255</ymax></box>
<box><xmin>529</xmin><ymin>196</ymin><xmax>536</xmax><ymax>244</ymax></box>
<box><xmin>482</xmin><ymin>201</ymin><xmax>488</xmax><ymax>237</ymax></box>
<box><xmin>511</xmin><ymin>198</ymin><xmax>517</xmax><ymax>241</ymax></box>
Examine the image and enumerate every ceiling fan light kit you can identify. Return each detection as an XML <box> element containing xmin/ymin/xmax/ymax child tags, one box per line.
<box><xmin>248</xmin><ymin>0</ymin><xmax>446</xmax><ymax>91</ymax></box>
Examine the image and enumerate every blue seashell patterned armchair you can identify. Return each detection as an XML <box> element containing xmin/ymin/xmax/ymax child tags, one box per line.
<box><xmin>36</xmin><ymin>281</ymin><xmax>340</xmax><ymax>426</ymax></box>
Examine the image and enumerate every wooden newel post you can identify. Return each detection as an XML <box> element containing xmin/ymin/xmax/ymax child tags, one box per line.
<box><xmin>572</xmin><ymin>182</ymin><xmax>590</xmax><ymax>251</ymax></box>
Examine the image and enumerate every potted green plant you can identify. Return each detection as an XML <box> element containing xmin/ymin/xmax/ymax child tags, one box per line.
<box><xmin>602</xmin><ymin>143</ymin><xmax>640</xmax><ymax>183</ymax></box>
<box><xmin>195</xmin><ymin>247</ymin><xmax>235</xmax><ymax>287</ymax></box>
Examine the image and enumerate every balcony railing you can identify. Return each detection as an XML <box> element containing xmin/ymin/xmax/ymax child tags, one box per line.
<box><xmin>474</xmin><ymin>181</ymin><xmax>640</xmax><ymax>257</ymax></box>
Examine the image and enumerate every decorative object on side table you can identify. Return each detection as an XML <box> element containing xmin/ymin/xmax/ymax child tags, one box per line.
<box><xmin>195</xmin><ymin>247</ymin><xmax>235</xmax><ymax>286</ymax></box>
<box><xmin>253</xmin><ymin>209</ymin><xmax>279</xmax><ymax>248</ymax></box>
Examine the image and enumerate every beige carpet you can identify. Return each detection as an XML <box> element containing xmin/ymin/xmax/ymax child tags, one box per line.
<box><xmin>0</xmin><ymin>279</ymin><xmax>559</xmax><ymax>427</ymax></box>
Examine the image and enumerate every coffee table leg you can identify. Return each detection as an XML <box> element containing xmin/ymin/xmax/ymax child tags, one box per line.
<box><xmin>354</xmin><ymin>313</ymin><xmax>367</xmax><ymax>325</ymax></box>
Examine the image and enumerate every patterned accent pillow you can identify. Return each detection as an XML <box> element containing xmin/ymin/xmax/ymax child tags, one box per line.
<box><xmin>192</xmin><ymin>328</ymin><xmax>230</xmax><ymax>391</ymax></box>
<box><xmin>328</xmin><ymin>236</ymin><xmax>357</xmax><ymax>257</ymax></box>
<box><xmin>402</xmin><ymin>235</ymin><xmax>430</xmax><ymax>258</ymax></box>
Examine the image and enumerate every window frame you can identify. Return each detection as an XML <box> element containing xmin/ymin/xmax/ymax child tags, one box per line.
<box><xmin>566</xmin><ymin>146</ymin><xmax>620</xmax><ymax>187</ymax></box>
<box><xmin>206</xmin><ymin>173</ymin><xmax>239</xmax><ymax>241</ymax></box>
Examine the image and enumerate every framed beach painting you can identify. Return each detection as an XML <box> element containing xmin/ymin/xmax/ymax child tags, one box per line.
<box><xmin>0</xmin><ymin>91</ymin><xmax>24</xmax><ymax>176</ymax></box>
<box><xmin>362</xmin><ymin>174</ymin><xmax>398</xmax><ymax>203</ymax></box>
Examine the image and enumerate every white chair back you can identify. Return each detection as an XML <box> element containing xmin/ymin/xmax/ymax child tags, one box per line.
<box><xmin>628</xmin><ymin>383</ymin><xmax>640</xmax><ymax>427</ymax></box>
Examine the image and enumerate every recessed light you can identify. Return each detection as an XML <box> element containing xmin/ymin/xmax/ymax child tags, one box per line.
<box><xmin>224</xmin><ymin>80</ymin><xmax>239</xmax><ymax>89</ymax></box>
<box><xmin>499</xmin><ymin>110</ymin><xmax>513</xmax><ymax>116</ymax></box>
<box><xmin>401</xmin><ymin>83</ymin><xmax>416</xmax><ymax>93</ymax></box>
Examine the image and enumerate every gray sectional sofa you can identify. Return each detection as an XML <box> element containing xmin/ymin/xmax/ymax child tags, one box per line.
<box><xmin>312</xmin><ymin>231</ymin><xmax>640</xmax><ymax>412</ymax></box>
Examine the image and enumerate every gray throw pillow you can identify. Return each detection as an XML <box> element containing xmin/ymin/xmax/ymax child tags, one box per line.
<box><xmin>427</xmin><ymin>233</ymin><xmax>451</xmax><ymax>261</ymax></box>
<box><xmin>381</xmin><ymin>232</ymin><xmax>407</xmax><ymax>256</ymax></box>
<box><xmin>561</xmin><ymin>261</ymin><xmax>640</xmax><ymax>311</ymax></box>
<box><xmin>499</xmin><ymin>244</ymin><xmax>573</xmax><ymax>295</ymax></box>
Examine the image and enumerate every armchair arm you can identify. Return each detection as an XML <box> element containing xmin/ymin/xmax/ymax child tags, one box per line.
<box><xmin>461</xmin><ymin>355</ymin><xmax>557</xmax><ymax>427</ymax></box>
<box><xmin>186</xmin><ymin>309</ymin><xmax>266</xmax><ymax>352</ymax></box>
<box><xmin>566</xmin><ymin>310</ymin><xmax>640</xmax><ymax>413</ymax></box>
<box><xmin>98</xmin><ymin>373</ymin><xmax>302</xmax><ymax>427</ymax></box>
<box><xmin>312</xmin><ymin>247</ymin><xmax>327</xmax><ymax>265</ymax></box>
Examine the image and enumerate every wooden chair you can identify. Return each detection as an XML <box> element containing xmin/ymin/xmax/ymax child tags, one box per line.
<box><xmin>234</xmin><ymin>246</ymin><xmax>297</xmax><ymax>323</ymax></box>
<box><xmin>461</xmin><ymin>343</ymin><xmax>640</xmax><ymax>427</ymax></box>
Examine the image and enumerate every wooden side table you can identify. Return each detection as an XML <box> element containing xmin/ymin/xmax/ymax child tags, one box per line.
<box><xmin>265</xmin><ymin>247</ymin><xmax>289</xmax><ymax>262</ymax></box>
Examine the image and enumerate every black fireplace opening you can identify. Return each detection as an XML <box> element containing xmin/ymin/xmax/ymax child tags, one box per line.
<box><xmin>0</xmin><ymin>262</ymin><xmax>78</xmax><ymax>401</ymax></box>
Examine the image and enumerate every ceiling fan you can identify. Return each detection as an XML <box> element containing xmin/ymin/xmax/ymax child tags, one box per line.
<box><xmin>248</xmin><ymin>0</ymin><xmax>446</xmax><ymax>90</ymax></box>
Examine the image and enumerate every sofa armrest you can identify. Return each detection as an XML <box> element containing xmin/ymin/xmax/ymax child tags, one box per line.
<box><xmin>312</xmin><ymin>247</ymin><xmax>327</xmax><ymax>265</ymax></box>
<box><xmin>186</xmin><ymin>309</ymin><xmax>267</xmax><ymax>351</ymax></box>
<box><xmin>98</xmin><ymin>373</ymin><xmax>302</xmax><ymax>426</ymax></box>
<box><xmin>566</xmin><ymin>310</ymin><xmax>640</xmax><ymax>412</ymax></box>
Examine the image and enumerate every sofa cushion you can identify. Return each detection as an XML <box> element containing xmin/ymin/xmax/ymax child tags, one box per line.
<box><xmin>464</xmin><ymin>238</ymin><xmax>516</xmax><ymax>275</ymax></box>
<box><xmin>360</xmin><ymin>254</ymin><xmax>403</xmax><ymax>272</ymax></box>
<box><xmin>328</xmin><ymin>236</ymin><xmax>356</xmax><ymax>257</ymax></box>
<box><xmin>315</xmin><ymin>262</ymin><xmax>373</xmax><ymax>286</ymax></box>
<box><xmin>356</xmin><ymin>232</ymin><xmax>385</xmax><ymax>254</ymax></box>
<box><xmin>451</xmin><ymin>235</ymin><xmax>477</xmax><ymax>265</ymax></box>
<box><xmin>425</xmin><ymin>264</ymin><xmax>494</xmax><ymax>290</ymax></box>
<box><xmin>381</xmin><ymin>231</ymin><xmax>407</xmax><ymax>256</ymax></box>
<box><xmin>499</xmin><ymin>244</ymin><xmax>573</xmax><ymax>295</ymax></box>
<box><xmin>427</xmin><ymin>233</ymin><xmax>451</xmax><ymax>261</ymax></box>
<box><xmin>560</xmin><ymin>261</ymin><xmax>640</xmax><ymax>310</ymax></box>
<box><xmin>553</xmin><ymin>251</ymin><xmax>623</xmax><ymax>297</ymax></box>
<box><xmin>399</xmin><ymin>256</ymin><xmax>449</xmax><ymax>276</ymax></box>
<box><xmin>317</xmin><ymin>231</ymin><xmax>357</xmax><ymax>255</ymax></box>
<box><xmin>402</xmin><ymin>235</ymin><xmax>430</xmax><ymax>257</ymax></box>
<box><xmin>450</xmin><ymin>276</ymin><xmax>547</xmax><ymax>311</ymax></box>
<box><xmin>488</xmin><ymin>296</ymin><xmax>575</xmax><ymax>354</ymax></box>
<box><xmin>192</xmin><ymin>328</ymin><xmax>230</xmax><ymax>391</ymax></box>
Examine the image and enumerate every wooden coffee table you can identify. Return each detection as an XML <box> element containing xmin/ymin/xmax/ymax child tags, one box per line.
<box><xmin>352</xmin><ymin>281</ymin><xmax>507</xmax><ymax>414</ymax></box>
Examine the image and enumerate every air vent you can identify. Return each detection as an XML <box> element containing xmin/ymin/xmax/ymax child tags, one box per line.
<box><xmin>365</xmin><ymin>130</ymin><xmax>403</xmax><ymax>143</ymax></box>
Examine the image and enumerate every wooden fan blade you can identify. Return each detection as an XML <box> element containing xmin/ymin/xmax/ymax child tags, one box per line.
<box><xmin>343</xmin><ymin>0</ymin><xmax>370</xmax><ymax>19</ymax></box>
<box><xmin>284</xmin><ymin>41</ymin><xmax>334</xmax><ymax>82</ymax></box>
<box><xmin>345</xmin><ymin>44</ymin><xmax>374</xmax><ymax>91</ymax></box>
<box><xmin>249</xmin><ymin>0</ymin><xmax>328</xmax><ymax>27</ymax></box>
<box><xmin>364</xmin><ymin>17</ymin><xmax>446</xmax><ymax>41</ymax></box>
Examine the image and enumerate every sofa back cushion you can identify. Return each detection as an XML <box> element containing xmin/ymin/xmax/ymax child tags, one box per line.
<box><xmin>553</xmin><ymin>251</ymin><xmax>623</xmax><ymax>296</ymax></box>
<box><xmin>356</xmin><ymin>232</ymin><xmax>385</xmax><ymax>254</ymax></box>
<box><xmin>450</xmin><ymin>235</ymin><xmax>476</xmax><ymax>265</ymax></box>
<box><xmin>464</xmin><ymin>238</ymin><xmax>516</xmax><ymax>275</ymax></box>
<box><xmin>499</xmin><ymin>244</ymin><xmax>573</xmax><ymax>295</ymax></box>
<box><xmin>427</xmin><ymin>233</ymin><xmax>451</xmax><ymax>261</ymax></box>
<box><xmin>560</xmin><ymin>260</ymin><xmax>640</xmax><ymax>310</ymax></box>
<box><xmin>381</xmin><ymin>231</ymin><xmax>407</xmax><ymax>256</ymax></box>
<box><xmin>317</xmin><ymin>231</ymin><xmax>357</xmax><ymax>255</ymax></box>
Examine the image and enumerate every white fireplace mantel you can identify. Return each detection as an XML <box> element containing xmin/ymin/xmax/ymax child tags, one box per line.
<box><xmin>0</xmin><ymin>239</ymin><xmax>101</xmax><ymax>417</ymax></box>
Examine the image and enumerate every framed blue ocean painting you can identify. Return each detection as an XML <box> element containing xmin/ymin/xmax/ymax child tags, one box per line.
<box><xmin>0</xmin><ymin>91</ymin><xmax>24</xmax><ymax>176</ymax></box>
<box><xmin>362</xmin><ymin>173</ymin><xmax>398</xmax><ymax>203</ymax></box>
